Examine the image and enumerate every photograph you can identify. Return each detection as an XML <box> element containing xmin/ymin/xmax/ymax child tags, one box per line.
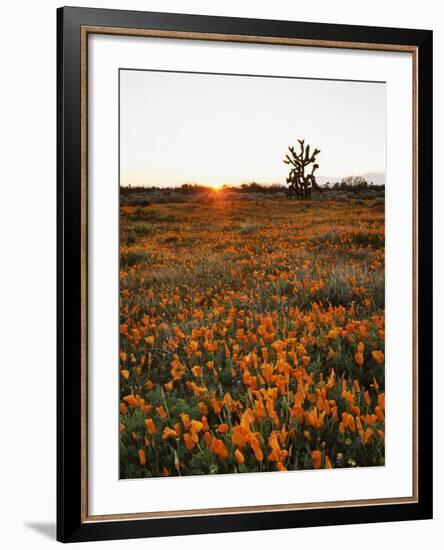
<box><xmin>54</xmin><ymin>5</ymin><xmax>433</xmax><ymax>543</ymax></box>
<box><xmin>118</xmin><ymin>69</ymin><xmax>386</xmax><ymax>479</ymax></box>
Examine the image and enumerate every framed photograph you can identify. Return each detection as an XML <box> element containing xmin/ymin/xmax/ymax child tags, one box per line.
<box><xmin>57</xmin><ymin>6</ymin><xmax>433</xmax><ymax>543</ymax></box>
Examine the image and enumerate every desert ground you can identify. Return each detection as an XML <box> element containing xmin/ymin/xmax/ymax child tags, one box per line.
<box><xmin>119</xmin><ymin>189</ymin><xmax>385</xmax><ymax>478</ymax></box>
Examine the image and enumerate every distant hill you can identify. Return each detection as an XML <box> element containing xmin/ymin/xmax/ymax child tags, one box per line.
<box><xmin>361</xmin><ymin>172</ymin><xmax>385</xmax><ymax>186</ymax></box>
<box><xmin>316</xmin><ymin>172</ymin><xmax>385</xmax><ymax>187</ymax></box>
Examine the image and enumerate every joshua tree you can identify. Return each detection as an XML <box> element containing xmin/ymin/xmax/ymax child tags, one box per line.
<box><xmin>283</xmin><ymin>139</ymin><xmax>321</xmax><ymax>198</ymax></box>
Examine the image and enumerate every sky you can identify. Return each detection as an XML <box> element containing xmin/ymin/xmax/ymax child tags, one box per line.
<box><xmin>120</xmin><ymin>69</ymin><xmax>385</xmax><ymax>188</ymax></box>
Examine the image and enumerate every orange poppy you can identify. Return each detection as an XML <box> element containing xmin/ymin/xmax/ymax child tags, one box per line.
<box><xmin>180</xmin><ymin>413</ymin><xmax>191</xmax><ymax>429</ymax></box>
<box><xmin>372</xmin><ymin>350</ymin><xmax>384</xmax><ymax>364</ymax></box>
<box><xmin>162</xmin><ymin>427</ymin><xmax>177</xmax><ymax>440</ymax></box>
<box><xmin>232</xmin><ymin>426</ymin><xmax>249</xmax><ymax>447</ymax></box>
<box><xmin>234</xmin><ymin>449</ymin><xmax>244</xmax><ymax>465</ymax></box>
<box><xmin>311</xmin><ymin>450</ymin><xmax>322</xmax><ymax>469</ymax></box>
<box><xmin>156</xmin><ymin>406</ymin><xmax>167</xmax><ymax>420</ymax></box>
<box><xmin>123</xmin><ymin>394</ymin><xmax>138</xmax><ymax>408</ymax></box>
<box><xmin>210</xmin><ymin>437</ymin><xmax>228</xmax><ymax>459</ymax></box>
<box><xmin>250</xmin><ymin>437</ymin><xmax>263</xmax><ymax>462</ymax></box>
<box><xmin>144</xmin><ymin>418</ymin><xmax>157</xmax><ymax>434</ymax></box>
<box><xmin>378</xmin><ymin>393</ymin><xmax>385</xmax><ymax>410</ymax></box>
<box><xmin>183</xmin><ymin>433</ymin><xmax>196</xmax><ymax>450</ymax></box>
<box><xmin>138</xmin><ymin>449</ymin><xmax>146</xmax><ymax>466</ymax></box>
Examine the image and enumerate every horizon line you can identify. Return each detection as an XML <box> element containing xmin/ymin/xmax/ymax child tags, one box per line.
<box><xmin>120</xmin><ymin>180</ymin><xmax>386</xmax><ymax>190</ymax></box>
<box><xmin>120</xmin><ymin>172</ymin><xmax>385</xmax><ymax>188</ymax></box>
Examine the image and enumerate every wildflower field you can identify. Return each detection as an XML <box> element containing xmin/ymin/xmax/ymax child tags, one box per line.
<box><xmin>119</xmin><ymin>194</ymin><xmax>385</xmax><ymax>478</ymax></box>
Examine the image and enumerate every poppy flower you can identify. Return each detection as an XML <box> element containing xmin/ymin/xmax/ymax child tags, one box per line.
<box><xmin>144</xmin><ymin>418</ymin><xmax>157</xmax><ymax>434</ymax></box>
<box><xmin>232</xmin><ymin>426</ymin><xmax>249</xmax><ymax>447</ymax></box>
<box><xmin>311</xmin><ymin>450</ymin><xmax>322</xmax><ymax>469</ymax></box>
<box><xmin>234</xmin><ymin>449</ymin><xmax>244</xmax><ymax>465</ymax></box>
<box><xmin>138</xmin><ymin>449</ymin><xmax>146</xmax><ymax>466</ymax></box>
<box><xmin>191</xmin><ymin>365</ymin><xmax>202</xmax><ymax>377</ymax></box>
<box><xmin>123</xmin><ymin>395</ymin><xmax>138</xmax><ymax>408</ymax></box>
<box><xmin>162</xmin><ymin>427</ymin><xmax>177</xmax><ymax>440</ymax></box>
<box><xmin>183</xmin><ymin>433</ymin><xmax>196</xmax><ymax>450</ymax></box>
<box><xmin>190</xmin><ymin>420</ymin><xmax>203</xmax><ymax>434</ymax></box>
<box><xmin>250</xmin><ymin>437</ymin><xmax>263</xmax><ymax>461</ymax></box>
<box><xmin>372</xmin><ymin>350</ymin><xmax>384</xmax><ymax>364</ymax></box>
<box><xmin>210</xmin><ymin>437</ymin><xmax>228</xmax><ymax>459</ymax></box>
<box><xmin>180</xmin><ymin>413</ymin><xmax>191</xmax><ymax>429</ymax></box>
<box><xmin>378</xmin><ymin>393</ymin><xmax>385</xmax><ymax>410</ymax></box>
<box><xmin>156</xmin><ymin>406</ymin><xmax>167</xmax><ymax>420</ymax></box>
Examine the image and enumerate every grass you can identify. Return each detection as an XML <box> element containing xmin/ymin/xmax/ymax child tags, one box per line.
<box><xmin>119</xmin><ymin>196</ymin><xmax>385</xmax><ymax>478</ymax></box>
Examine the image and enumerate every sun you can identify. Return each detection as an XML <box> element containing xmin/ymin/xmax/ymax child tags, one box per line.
<box><xmin>210</xmin><ymin>183</ymin><xmax>223</xmax><ymax>191</ymax></box>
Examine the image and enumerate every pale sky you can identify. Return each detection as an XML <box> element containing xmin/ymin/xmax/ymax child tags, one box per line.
<box><xmin>120</xmin><ymin>69</ymin><xmax>385</xmax><ymax>188</ymax></box>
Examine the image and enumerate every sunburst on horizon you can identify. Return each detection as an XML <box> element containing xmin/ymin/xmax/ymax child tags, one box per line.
<box><xmin>209</xmin><ymin>183</ymin><xmax>224</xmax><ymax>191</ymax></box>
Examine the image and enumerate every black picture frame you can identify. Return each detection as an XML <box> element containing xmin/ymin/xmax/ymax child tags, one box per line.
<box><xmin>57</xmin><ymin>6</ymin><xmax>433</xmax><ymax>543</ymax></box>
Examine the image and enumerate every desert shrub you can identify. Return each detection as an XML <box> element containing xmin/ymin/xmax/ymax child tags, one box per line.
<box><xmin>162</xmin><ymin>235</ymin><xmax>179</xmax><ymax>244</ymax></box>
<box><xmin>349</xmin><ymin>231</ymin><xmax>384</xmax><ymax>248</ymax></box>
<box><xmin>369</xmin><ymin>197</ymin><xmax>385</xmax><ymax>209</ymax></box>
<box><xmin>239</xmin><ymin>224</ymin><xmax>260</xmax><ymax>235</ymax></box>
<box><xmin>120</xmin><ymin>250</ymin><xmax>151</xmax><ymax>267</ymax></box>
<box><xmin>123</xmin><ymin>231</ymin><xmax>137</xmax><ymax>245</ymax></box>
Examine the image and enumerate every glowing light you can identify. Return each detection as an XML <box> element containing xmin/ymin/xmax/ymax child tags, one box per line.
<box><xmin>210</xmin><ymin>183</ymin><xmax>223</xmax><ymax>191</ymax></box>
